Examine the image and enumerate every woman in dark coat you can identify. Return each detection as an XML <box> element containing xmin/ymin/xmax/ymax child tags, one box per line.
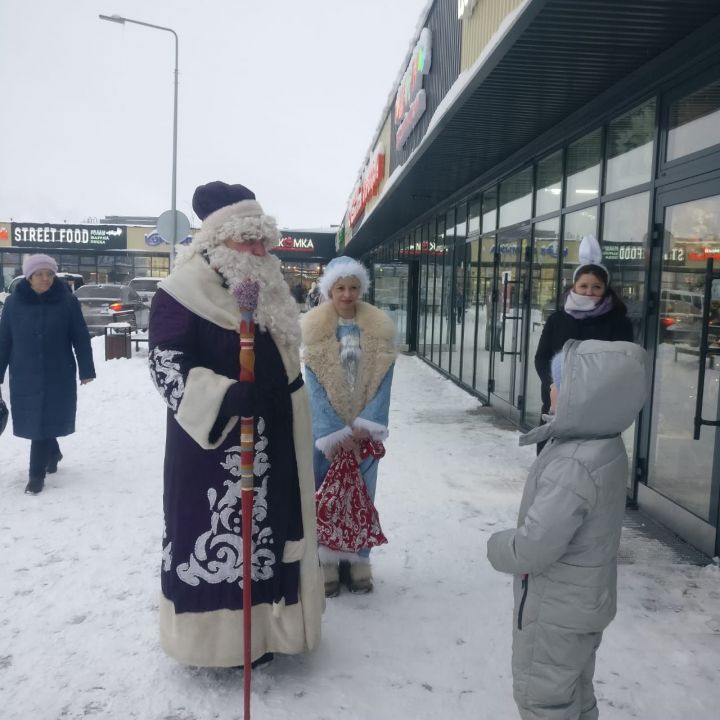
<box><xmin>535</xmin><ymin>236</ymin><xmax>633</xmax><ymax>449</ymax></box>
<box><xmin>0</xmin><ymin>254</ymin><xmax>95</xmax><ymax>494</ymax></box>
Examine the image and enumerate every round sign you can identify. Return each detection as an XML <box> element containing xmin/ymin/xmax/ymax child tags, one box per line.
<box><xmin>156</xmin><ymin>209</ymin><xmax>191</xmax><ymax>244</ymax></box>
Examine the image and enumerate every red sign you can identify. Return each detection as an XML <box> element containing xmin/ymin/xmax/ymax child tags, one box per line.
<box><xmin>688</xmin><ymin>248</ymin><xmax>720</xmax><ymax>261</ymax></box>
<box><xmin>0</xmin><ymin>228</ymin><xmax>8</xmax><ymax>240</ymax></box>
<box><xmin>349</xmin><ymin>149</ymin><xmax>386</xmax><ymax>227</ymax></box>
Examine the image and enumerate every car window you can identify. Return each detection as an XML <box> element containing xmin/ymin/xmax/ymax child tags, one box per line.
<box><xmin>75</xmin><ymin>285</ymin><xmax>123</xmax><ymax>299</ymax></box>
<box><xmin>126</xmin><ymin>288</ymin><xmax>142</xmax><ymax>303</ymax></box>
<box><xmin>129</xmin><ymin>279</ymin><xmax>160</xmax><ymax>292</ymax></box>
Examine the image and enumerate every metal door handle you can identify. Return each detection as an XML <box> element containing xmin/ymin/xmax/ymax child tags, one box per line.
<box><xmin>693</xmin><ymin>259</ymin><xmax>720</xmax><ymax>439</ymax></box>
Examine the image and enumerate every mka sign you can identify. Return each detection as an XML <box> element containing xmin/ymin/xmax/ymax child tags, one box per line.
<box><xmin>11</xmin><ymin>222</ymin><xmax>127</xmax><ymax>250</ymax></box>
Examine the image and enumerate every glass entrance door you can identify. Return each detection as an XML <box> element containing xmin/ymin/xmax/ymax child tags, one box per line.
<box><xmin>646</xmin><ymin>185</ymin><xmax>720</xmax><ymax>555</ymax></box>
<box><xmin>490</xmin><ymin>226</ymin><xmax>530</xmax><ymax>412</ymax></box>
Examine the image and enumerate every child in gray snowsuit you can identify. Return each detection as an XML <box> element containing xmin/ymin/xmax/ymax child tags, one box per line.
<box><xmin>487</xmin><ymin>339</ymin><xmax>648</xmax><ymax>720</ymax></box>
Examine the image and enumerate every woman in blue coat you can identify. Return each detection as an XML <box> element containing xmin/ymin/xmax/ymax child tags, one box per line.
<box><xmin>302</xmin><ymin>257</ymin><xmax>396</xmax><ymax>596</ymax></box>
<box><xmin>0</xmin><ymin>254</ymin><xmax>95</xmax><ymax>494</ymax></box>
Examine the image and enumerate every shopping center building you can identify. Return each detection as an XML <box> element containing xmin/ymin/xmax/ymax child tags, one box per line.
<box><xmin>339</xmin><ymin>0</ymin><xmax>720</xmax><ymax>556</ymax></box>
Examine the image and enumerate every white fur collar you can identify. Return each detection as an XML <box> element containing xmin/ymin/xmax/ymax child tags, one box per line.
<box><xmin>301</xmin><ymin>300</ymin><xmax>395</xmax><ymax>346</ymax></box>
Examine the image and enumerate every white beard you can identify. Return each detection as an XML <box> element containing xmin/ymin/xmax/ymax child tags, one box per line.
<box><xmin>185</xmin><ymin>243</ymin><xmax>301</xmax><ymax>350</ymax></box>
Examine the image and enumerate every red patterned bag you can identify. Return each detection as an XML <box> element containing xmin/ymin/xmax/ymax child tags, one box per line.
<box><xmin>315</xmin><ymin>440</ymin><xmax>388</xmax><ymax>553</ymax></box>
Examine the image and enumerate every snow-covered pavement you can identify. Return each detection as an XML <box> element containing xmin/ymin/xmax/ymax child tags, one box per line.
<box><xmin>1</xmin><ymin>340</ymin><xmax>718</xmax><ymax>719</ymax></box>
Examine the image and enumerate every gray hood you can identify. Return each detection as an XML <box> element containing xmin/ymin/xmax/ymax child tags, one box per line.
<box><xmin>521</xmin><ymin>340</ymin><xmax>648</xmax><ymax>446</ymax></box>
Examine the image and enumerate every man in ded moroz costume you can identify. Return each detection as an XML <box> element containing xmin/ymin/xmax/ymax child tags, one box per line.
<box><xmin>148</xmin><ymin>181</ymin><xmax>323</xmax><ymax>667</ymax></box>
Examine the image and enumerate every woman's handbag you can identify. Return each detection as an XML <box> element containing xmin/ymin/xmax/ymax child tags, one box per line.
<box><xmin>315</xmin><ymin>439</ymin><xmax>388</xmax><ymax>553</ymax></box>
<box><xmin>0</xmin><ymin>388</ymin><xmax>8</xmax><ymax>436</ymax></box>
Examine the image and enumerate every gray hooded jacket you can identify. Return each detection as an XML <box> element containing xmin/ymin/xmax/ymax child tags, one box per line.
<box><xmin>487</xmin><ymin>340</ymin><xmax>648</xmax><ymax>633</ymax></box>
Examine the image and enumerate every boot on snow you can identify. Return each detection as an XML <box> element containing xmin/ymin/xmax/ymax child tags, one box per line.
<box><xmin>323</xmin><ymin>562</ymin><xmax>340</xmax><ymax>598</ymax></box>
<box><xmin>46</xmin><ymin>452</ymin><xmax>63</xmax><ymax>474</ymax></box>
<box><xmin>25</xmin><ymin>474</ymin><xmax>45</xmax><ymax>495</ymax></box>
<box><xmin>349</xmin><ymin>561</ymin><xmax>373</xmax><ymax>594</ymax></box>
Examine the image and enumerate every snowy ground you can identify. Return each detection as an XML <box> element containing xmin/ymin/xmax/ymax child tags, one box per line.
<box><xmin>1</xmin><ymin>340</ymin><xmax>718</xmax><ymax>720</ymax></box>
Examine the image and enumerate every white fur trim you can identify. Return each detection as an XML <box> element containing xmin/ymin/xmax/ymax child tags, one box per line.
<box><xmin>352</xmin><ymin>417</ymin><xmax>388</xmax><ymax>442</ymax></box>
<box><xmin>199</xmin><ymin>199</ymin><xmax>281</xmax><ymax>250</ymax></box>
<box><xmin>318</xmin><ymin>545</ymin><xmax>370</xmax><ymax>565</ymax></box>
<box><xmin>318</xmin><ymin>258</ymin><xmax>370</xmax><ymax>299</ymax></box>
<box><xmin>315</xmin><ymin>426</ymin><xmax>353</xmax><ymax>456</ymax></box>
<box><xmin>176</xmin><ymin>367</ymin><xmax>237</xmax><ymax>449</ymax></box>
<box><xmin>282</xmin><ymin>539</ymin><xmax>306</xmax><ymax>563</ymax></box>
<box><xmin>160</xmin><ymin>593</ymin><xmax>305</xmax><ymax>666</ymax></box>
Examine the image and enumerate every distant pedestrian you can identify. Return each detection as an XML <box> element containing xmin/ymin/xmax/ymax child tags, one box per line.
<box><xmin>306</xmin><ymin>281</ymin><xmax>321</xmax><ymax>309</ymax></box>
<box><xmin>0</xmin><ymin>253</ymin><xmax>95</xmax><ymax>494</ymax></box>
<box><xmin>487</xmin><ymin>339</ymin><xmax>648</xmax><ymax>720</ymax></box>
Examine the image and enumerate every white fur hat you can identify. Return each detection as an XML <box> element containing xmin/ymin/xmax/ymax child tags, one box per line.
<box><xmin>318</xmin><ymin>256</ymin><xmax>370</xmax><ymax>299</ymax></box>
<box><xmin>573</xmin><ymin>235</ymin><xmax>610</xmax><ymax>283</ymax></box>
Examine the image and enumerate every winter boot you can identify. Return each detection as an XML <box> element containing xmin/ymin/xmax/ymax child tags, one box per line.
<box><xmin>25</xmin><ymin>474</ymin><xmax>45</xmax><ymax>495</ymax></box>
<box><xmin>323</xmin><ymin>562</ymin><xmax>340</xmax><ymax>598</ymax></box>
<box><xmin>349</xmin><ymin>561</ymin><xmax>373</xmax><ymax>594</ymax></box>
<box><xmin>46</xmin><ymin>452</ymin><xmax>63</xmax><ymax>474</ymax></box>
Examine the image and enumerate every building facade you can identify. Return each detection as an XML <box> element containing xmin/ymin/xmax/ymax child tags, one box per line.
<box><xmin>340</xmin><ymin>0</ymin><xmax>720</xmax><ymax>556</ymax></box>
<box><xmin>0</xmin><ymin>221</ymin><xmax>336</xmax><ymax>304</ymax></box>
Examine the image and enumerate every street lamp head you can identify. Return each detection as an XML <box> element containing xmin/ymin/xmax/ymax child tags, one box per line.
<box><xmin>98</xmin><ymin>14</ymin><xmax>126</xmax><ymax>24</ymax></box>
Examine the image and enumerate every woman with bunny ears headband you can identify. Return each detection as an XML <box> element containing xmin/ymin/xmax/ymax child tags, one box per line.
<box><xmin>534</xmin><ymin>235</ymin><xmax>634</xmax><ymax>452</ymax></box>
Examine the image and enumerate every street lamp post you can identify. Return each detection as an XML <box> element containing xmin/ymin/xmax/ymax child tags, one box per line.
<box><xmin>99</xmin><ymin>13</ymin><xmax>179</xmax><ymax>268</ymax></box>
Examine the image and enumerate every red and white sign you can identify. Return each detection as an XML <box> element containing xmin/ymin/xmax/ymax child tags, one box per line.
<box><xmin>348</xmin><ymin>145</ymin><xmax>386</xmax><ymax>227</ymax></box>
<box><xmin>275</xmin><ymin>235</ymin><xmax>316</xmax><ymax>252</ymax></box>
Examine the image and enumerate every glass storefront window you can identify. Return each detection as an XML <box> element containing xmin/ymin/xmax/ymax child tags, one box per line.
<box><xmin>468</xmin><ymin>198</ymin><xmax>481</xmax><ymax>235</ymax></box>
<box><xmin>562</xmin><ymin>208</ymin><xmax>598</xmax><ymax>289</ymax></box>
<box><xmin>606</xmin><ymin>99</ymin><xmax>656</xmax><ymax>194</ymax></box>
<box><xmin>535</xmin><ymin>151</ymin><xmax>563</xmax><ymax>216</ymax></box>
<box><xmin>667</xmin><ymin>79</ymin><xmax>720</xmax><ymax>162</ymax></box>
<box><xmin>565</xmin><ymin>129</ymin><xmax>601</xmax><ymax>207</ymax></box>
<box><xmin>602</xmin><ymin>191</ymin><xmax>650</xmax><ymax>340</ymax></box>
<box><xmin>456</xmin><ymin>203</ymin><xmax>468</xmax><ymax>243</ymax></box>
<box><xmin>373</xmin><ymin>263</ymin><xmax>409</xmax><ymax>346</ymax></box>
<box><xmin>482</xmin><ymin>188</ymin><xmax>497</xmax><ymax>231</ymax></box>
<box><xmin>499</xmin><ymin>167</ymin><xmax>533</xmax><ymax>228</ymax></box>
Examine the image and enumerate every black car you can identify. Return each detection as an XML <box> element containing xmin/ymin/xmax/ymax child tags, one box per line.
<box><xmin>74</xmin><ymin>284</ymin><xmax>149</xmax><ymax>335</ymax></box>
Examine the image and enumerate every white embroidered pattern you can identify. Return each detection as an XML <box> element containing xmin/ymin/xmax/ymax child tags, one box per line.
<box><xmin>149</xmin><ymin>348</ymin><xmax>185</xmax><ymax>411</ymax></box>
<box><xmin>175</xmin><ymin>416</ymin><xmax>276</xmax><ymax>588</ymax></box>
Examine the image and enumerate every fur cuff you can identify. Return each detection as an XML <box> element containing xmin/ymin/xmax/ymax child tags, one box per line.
<box><xmin>352</xmin><ymin>417</ymin><xmax>388</xmax><ymax>442</ymax></box>
<box><xmin>315</xmin><ymin>426</ymin><xmax>353</xmax><ymax>456</ymax></box>
<box><xmin>176</xmin><ymin>367</ymin><xmax>237</xmax><ymax>449</ymax></box>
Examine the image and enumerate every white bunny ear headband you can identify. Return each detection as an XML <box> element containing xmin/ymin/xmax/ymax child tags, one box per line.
<box><xmin>573</xmin><ymin>234</ymin><xmax>610</xmax><ymax>283</ymax></box>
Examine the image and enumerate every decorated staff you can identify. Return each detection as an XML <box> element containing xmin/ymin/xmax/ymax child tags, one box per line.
<box><xmin>233</xmin><ymin>279</ymin><xmax>259</xmax><ymax>719</ymax></box>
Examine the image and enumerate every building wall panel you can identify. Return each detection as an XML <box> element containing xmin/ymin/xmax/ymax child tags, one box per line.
<box><xmin>461</xmin><ymin>0</ymin><xmax>524</xmax><ymax>71</ymax></box>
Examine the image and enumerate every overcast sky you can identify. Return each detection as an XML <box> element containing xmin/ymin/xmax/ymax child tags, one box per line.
<box><xmin>0</xmin><ymin>0</ymin><xmax>429</xmax><ymax>229</ymax></box>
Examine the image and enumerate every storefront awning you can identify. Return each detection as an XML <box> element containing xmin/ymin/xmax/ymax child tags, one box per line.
<box><xmin>346</xmin><ymin>0</ymin><xmax>720</xmax><ymax>257</ymax></box>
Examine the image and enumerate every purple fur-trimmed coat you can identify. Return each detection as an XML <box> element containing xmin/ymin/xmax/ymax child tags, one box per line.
<box><xmin>148</xmin><ymin>272</ymin><xmax>322</xmax><ymax>667</ymax></box>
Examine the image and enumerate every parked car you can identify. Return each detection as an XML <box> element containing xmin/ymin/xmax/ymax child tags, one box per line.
<box><xmin>0</xmin><ymin>272</ymin><xmax>85</xmax><ymax>303</ymax></box>
<box><xmin>128</xmin><ymin>276</ymin><xmax>162</xmax><ymax>305</ymax></box>
<box><xmin>659</xmin><ymin>289</ymin><xmax>703</xmax><ymax>345</ymax></box>
<box><xmin>74</xmin><ymin>284</ymin><xmax>149</xmax><ymax>335</ymax></box>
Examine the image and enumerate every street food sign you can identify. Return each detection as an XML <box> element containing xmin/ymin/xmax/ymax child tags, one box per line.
<box><xmin>394</xmin><ymin>28</ymin><xmax>432</xmax><ymax>149</ymax></box>
<box><xmin>11</xmin><ymin>222</ymin><xmax>127</xmax><ymax>250</ymax></box>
